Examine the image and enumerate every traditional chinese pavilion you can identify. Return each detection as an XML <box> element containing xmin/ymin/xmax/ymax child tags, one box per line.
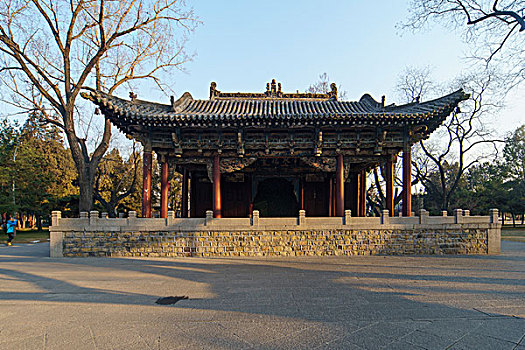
<box><xmin>83</xmin><ymin>80</ymin><xmax>468</xmax><ymax>219</ymax></box>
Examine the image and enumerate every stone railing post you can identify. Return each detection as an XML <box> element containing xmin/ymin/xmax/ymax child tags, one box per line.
<box><xmin>487</xmin><ymin>208</ymin><xmax>501</xmax><ymax>254</ymax></box>
<box><xmin>489</xmin><ymin>208</ymin><xmax>499</xmax><ymax>224</ymax></box>
<box><xmin>205</xmin><ymin>210</ymin><xmax>213</xmax><ymax>226</ymax></box>
<box><xmin>298</xmin><ymin>210</ymin><xmax>306</xmax><ymax>225</ymax></box>
<box><xmin>252</xmin><ymin>210</ymin><xmax>259</xmax><ymax>226</ymax></box>
<box><xmin>167</xmin><ymin>210</ymin><xmax>175</xmax><ymax>226</ymax></box>
<box><xmin>463</xmin><ymin>209</ymin><xmax>470</xmax><ymax>217</ymax></box>
<box><xmin>441</xmin><ymin>211</ymin><xmax>448</xmax><ymax>217</ymax></box>
<box><xmin>381</xmin><ymin>210</ymin><xmax>389</xmax><ymax>225</ymax></box>
<box><xmin>454</xmin><ymin>209</ymin><xmax>463</xmax><ymax>224</ymax></box>
<box><xmin>127</xmin><ymin>211</ymin><xmax>137</xmax><ymax>225</ymax></box>
<box><xmin>50</xmin><ymin>211</ymin><xmax>63</xmax><ymax>258</ymax></box>
<box><xmin>344</xmin><ymin>210</ymin><xmax>352</xmax><ymax>225</ymax></box>
<box><xmin>80</xmin><ymin>212</ymin><xmax>89</xmax><ymax>228</ymax></box>
<box><xmin>51</xmin><ymin>211</ymin><xmax>61</xmax><ymax>227</ymax></box>
<box><xmin>89</xmin><ymin>211</ymin><xmax>99</xmax><ymax>226</ymax></box>
<box><xmin>101</xmin><ymin>212</ymin><xmax>108</xmax><ymax>219</ymax></box>
<box><xmin>419</xmin><ymin>209</ymin><xmax>429</xmax><ymax>224</ymax></box>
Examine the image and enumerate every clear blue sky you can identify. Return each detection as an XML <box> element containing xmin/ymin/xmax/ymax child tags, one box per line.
<box><xmin>137</xmin><ymin>0</ymin><xmax>519</xmax><ymax>133</ymax></box>
<box><xmin>1</xmin><ymin>0</ymin><xmax>521</xmax><ymax>134</ymax></box>
<box><xmin>163</xmin><ymin>0</ymin><xmax>466</xmax><ymax>101</ymax></box>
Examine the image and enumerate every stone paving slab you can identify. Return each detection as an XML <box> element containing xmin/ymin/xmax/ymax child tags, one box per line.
<box><xmin>0</xmin><ymin>241</ymin><xmax>524</xmax><ymax>349</ymax></box>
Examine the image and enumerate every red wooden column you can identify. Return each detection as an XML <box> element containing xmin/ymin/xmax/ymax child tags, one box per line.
<box><xmin>212</xmin><ymin>154</ymin><xmax>222</xmax><ymax>218</ymax></box>
<box><xmin>402</xmin><ymin>146</ymin><xmax>412</xmax><ymax>217</ymax></box>
<box><xmin>335</xmin><ymin>154</ymin><xmax>344</xmax><ymax>217</ymax></box>
<box><xmin>355</xmin><ymin>174</ymin><xmax>360</xmax><ymax>216</ymax></box>
<box><xmin>160</xmin><ymin>158</ymin><xmax>169</xmax><ymax>218</ymax></box>
<box><xmin>142</xmin><ymin>148</ymin><xmax>153</xmax><ymax>218</ymax></box>
<box><xmin>385</xmin><ymin>158</ymin><xmax>394</xmax><ymax>216</ymax></box>
<box><xmin>359</xmin><ymin>170</ymin><xmax>367</xmax><ymax>217</ymax></box>
<box><xmin>181</xmin><ymin>168</ymin><xmax>189</xmax><ymax>218</ymax></box>
<box><xmin>299</xmin><ymin>179</ymin><xmax>305</xmax><ymax>211</ymax></box>
<box><xmin>328</xmin><ymin>178</ymin><xmax>333</xmax><ymax>217</ymax></box>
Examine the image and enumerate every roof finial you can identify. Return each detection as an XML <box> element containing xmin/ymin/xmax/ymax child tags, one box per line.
<box><xmin>381</xmin><ymin>95</ymin><xmax>385</xmax><ymax>107</ymax></box>
<box><xmin>210</xmin><ymin>82</ymin><xmax>220</xmax><ymax>100</ymax></box>
<box><xmin>271</xmin><ymin>79</ymin><xmax>277</xmax><ymax>95</ymax></box>
<box><xmin>328</xmin><ymin>83</ymin><xmax>338</xmax><ymax>100</ymax></box>
<box><xmin>129</xmin><ymin>91</ymin><xmax>137</xmax><ymax>101</ymax></box>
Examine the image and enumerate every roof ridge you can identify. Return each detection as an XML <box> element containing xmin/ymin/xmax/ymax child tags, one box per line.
<box><xmin>209</xmin><ymin>79</ymin><xmax>338</xmax><ymax>101</ymax></box>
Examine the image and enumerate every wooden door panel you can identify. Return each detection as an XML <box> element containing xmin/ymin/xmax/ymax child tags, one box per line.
<box><xmin>304</xmin><ymin>181</ymin><xmax>329</xmax><ymax>217</ymax></box>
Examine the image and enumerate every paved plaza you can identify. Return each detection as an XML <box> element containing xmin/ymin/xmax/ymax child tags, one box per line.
<box><xmin>0</xmin><ymin>241</ymin><xmax>524</xmax><ymax>349</ymax></box>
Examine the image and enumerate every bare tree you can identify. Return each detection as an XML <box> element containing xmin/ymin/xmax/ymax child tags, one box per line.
<box><xmin>397</xmin><ymin>68</ymin><xmax>504</xmax><ymax>211</ymax></box>
<box><xmin>396</xmin><ymin>66</ymin><xmax>436</xmax><ymax>103</ymax></box>
<box><xmin>0</xmin><ymin>0</ymin><xmax>197</xmax><ymax>212</ymax></box>
<box><xmin>404</xmin><ymin>1</ymin><xmax>525</xmax><ymax>85</ymax></box>
<box><xmin>94</xmin><ymin>143</ymin><xmax>140</xmax><ymax>217</ymax></box>
<box><xmin>367</xmin><ymin>67</ymin><xmax>433</xmax><ymax>215</ymax></box>
<box><xmin>368</xmin><ymin>161</ymin><xmax>419</xmax><ymax>216</ymax></box>
<box><xmin>306</xmin><ymin>73</ymin><xmax>348</xmax><ymax>100</ymax></box>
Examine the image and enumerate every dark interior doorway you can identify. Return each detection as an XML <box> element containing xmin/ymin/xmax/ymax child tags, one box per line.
<box><xmin>253</xmin><ymin>178</ymin><xmax>298</xmax><ymax>217</ymax></box>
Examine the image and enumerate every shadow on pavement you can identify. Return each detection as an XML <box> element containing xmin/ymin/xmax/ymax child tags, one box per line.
<box><xmin>0</xmin><ymin>240</ymin><xmax>524</xmax><ymax>349</ymax></box>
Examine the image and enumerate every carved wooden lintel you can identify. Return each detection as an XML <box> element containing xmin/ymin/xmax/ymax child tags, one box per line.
<box><xmin>300</xmin><ymin>156</ymin><xmax>350</xmax><ymax>179</ymax></box>
<box><xmin>171</xmin><ymin>129</ymin><xmax>182</xmax><ymax>157</ymax></box>
<box><xmin>220</xmin><ymin>157</ymin><xmax>257</xmax><ymax>174</ymax></box>
<box><xmin>314</xmin><ymin>130</ymin><xmax>323</xmax><ymax>157</ymax></box>
<box><xmin>237</xmin><ymin>131</ymin><xmax>245</xmax><ymax>157</ymax></box>
<box><xmin>289</xmin><ymin>133</ymin><xmax>295</xmax><ymax>155</ymax></box>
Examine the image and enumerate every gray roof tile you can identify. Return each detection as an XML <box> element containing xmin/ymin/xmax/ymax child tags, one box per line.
<box><xmin>82</xmin><ymin>88</ymin><xmax>468</xmax><ymax>128</ymax></box>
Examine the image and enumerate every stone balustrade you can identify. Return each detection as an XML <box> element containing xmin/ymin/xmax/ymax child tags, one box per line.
<box><xmin>49</xmin><ymin>209</ymin><xmax>501</xmax><ymax>258</ymax></box>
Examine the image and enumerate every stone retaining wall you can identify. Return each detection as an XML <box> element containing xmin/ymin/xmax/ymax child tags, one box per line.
<box><xmin>50</xmin><ymin>209</ymin><xmax>501</xmax><ymax>257</ymax></box>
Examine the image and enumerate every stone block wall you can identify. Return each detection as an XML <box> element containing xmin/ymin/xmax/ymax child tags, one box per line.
<box><xmin>59</xmin><ymin>228</ymin><xmax>489</xmax><ymax>258</ymax></box>
<box><xmin>50</xmin><ymin>209</ymin><xmax>500</xmax><ymax>258</ymax></box>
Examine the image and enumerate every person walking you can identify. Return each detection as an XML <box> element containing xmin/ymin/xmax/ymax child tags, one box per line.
<box><xmin>5</xmin><ymin>214</ymin><xmax>18</xmax><ymax>246</ymax></box>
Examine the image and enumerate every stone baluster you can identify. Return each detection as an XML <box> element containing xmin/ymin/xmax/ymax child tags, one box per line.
<box><xmin>381</xmin><ymin>209</ymin><xmax>390</xmax><ymax>225</ymax></box>
<box><xmin>167</xmin><ymin>210</ymin><xmax>175</xmax><ymax>226</ymax></box>
<box><xmin>127</xmin><ymin>211</ymin><xmax>137</xmax><ymax>225</ymax></box>
<box><xmin>205</xmin><ymin>210</ymin><xmax>213</xmax><ymax>226</ymax></box>
<box><xmin>252</xmin><ymin>210</ymin><xmax>259</xmax><ymax>226</ymax></box>
<box><xmin>454</xmin><ymin>209</ymin><xmax>463</xmax><ymax>224</ymax></box>
<box><xmin>344</xmin><ymin>210</ymin><xmax>352</xmax><ymax>225</ymax></box>
<box><xmin>51</xmin><ymin>211</ymin><xmax>61</xmax><ymax>227</ymax></box>
<box><xmin>419</xmin><ymin>209</ymin><xmax>429</xmax><ymax>224</ymax></box>
<box><xmin>489</xmin><ymin>208</ymin><xmax>499</xmax><ymax>224</ymax></box>
<box><xmin>298</xmin><ymin>210</ymin><xmax>306</xmax><ymax>225</ymax></box>
<box><xmin>89</xmin><ymin>211</ymin><xmax>99</xmax><ymax>226</ymax></box>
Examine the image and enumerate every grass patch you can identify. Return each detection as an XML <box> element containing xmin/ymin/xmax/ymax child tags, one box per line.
<box><xmin>2</xmin><ymin>229</ymin><xmax>49</xmax><ymax>244</ymax></box>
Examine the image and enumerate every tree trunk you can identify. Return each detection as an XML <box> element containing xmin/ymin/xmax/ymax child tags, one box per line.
<box><xmin>105</xmin><ymin>199</ymin><xmax>118</xmax><ymax>218</ymax></box>
<box><xmin>64</xmin><ymin>109</ymin><xmax>110</xmax><ymax>214</ymax></box>
<box><xmin>79</xmin><ymin>178</ymin><xmax>95</xmax><ymax>213</ymax></box>
<box><xmin>512</xmin><ymin>212</ymin><xmax>516</xmax><ymax>227</ymax></box>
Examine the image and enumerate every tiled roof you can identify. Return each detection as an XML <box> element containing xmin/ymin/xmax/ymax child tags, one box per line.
<box><xmin>82</xmin><ymin>84</ymin><xmax>469</xmax><ymax>128</ymax></box>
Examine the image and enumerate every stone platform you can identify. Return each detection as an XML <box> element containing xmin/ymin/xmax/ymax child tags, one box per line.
<box><xmin>49</xmin><ymin>209</ymin><xmax>501</xmax><ymax>258</ymax></box>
